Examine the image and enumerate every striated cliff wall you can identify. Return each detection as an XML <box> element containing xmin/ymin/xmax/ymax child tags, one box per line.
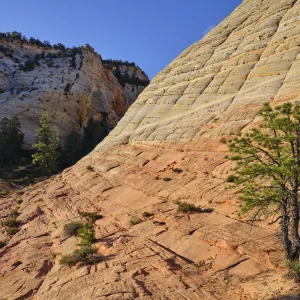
<box><xmin>103</xmin><ymin>60</ymin><xmax>150</xmax><ymax>104</ymax></box>
<box><xmin>0</xmin><ymin>40</ymin><xmax>147</xmax><ymax>148</ymax></box>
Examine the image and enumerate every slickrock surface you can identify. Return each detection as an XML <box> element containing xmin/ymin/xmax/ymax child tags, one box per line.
<box><xmin>0</xmin><ymin>41</ymin><xmax>148</xmax><ymax>147</ymax></box>
<box><xmin>1</xmin><ymin>0</ymin><xmax>300</xmax><ymax>299</ymax></box>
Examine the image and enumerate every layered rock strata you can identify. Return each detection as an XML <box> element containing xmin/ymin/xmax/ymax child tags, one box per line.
<box><xmin>103</xmin><ymin>61</ymin><xmax>150</xmax><ymax>104</ymax></box>
<box><xmin>0</xmin><ymin>41</ymin><xmax>147</xmax><ymax>147</ymax></box>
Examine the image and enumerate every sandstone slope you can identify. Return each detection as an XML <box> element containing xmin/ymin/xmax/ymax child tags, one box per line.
<box><xmin>1</xmin><ymin>0</ymin><xmax>300</xmax><ymax>299</ymax></box>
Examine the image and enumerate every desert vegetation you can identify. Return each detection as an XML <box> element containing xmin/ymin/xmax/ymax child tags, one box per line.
<box><xmin>129</xmin><ymin>216</ymin><xmax>140</xmax><ymax>225</ymax></box>
<box><xmin>79</xmin><ymin>211</ymin><xmax>103</xmax><ymax>222</ymax></box>
<box><xmin>63</xmin><ymin>221</ymin><xmax>84</xmax><ymax>236</ymax></box>
<box><xmin>32</xmin><ymin>112</ymin><xmax>59</xmax><ymax>174</ymax></box>
<box><xmin>163</xmin><ymin>177</ymin><xmax>172</xmax><ymax>182</ymax></box>
<box><xmin>175</xmin><ymin>201</ymin><xmax>202</xmax><ymax>213</ymax></box>
<box><xmin>19</xmin><ymin>54</ymin><xmax>41</xmax><ymax>72</ymax></box>
<box><xmin>0</xmin><ymin>111</ymin><xmax>111</xmax><ymax>193</ymax></box>
<box><xmin>224</xmin><ymin>102</ymin><xmax>300</xmax><ymax>280</ymax></box>
<box><xmin>0</xmin><ymin>115</ymin><xmax>24</xmax><ymax>165</ymax></box>
<box><xmin>0</xmin><ymin>31</ymin><xmax>66</xmax><ymax>49</ymax></box>
<box><xmin>112</xmin><ymin>66</ymin><xmax>150</xmax><ymax>88</ymax></box>
<box><xmin>143</xmin><ymin>212</ymin><xmax>154</xmax><ymax>218</ymax></box>
<box><xmin>102</xmin><ymin>59</ymin><xmax>137</xmax><ymax>68</ymax></box>
<box><xmin>60</xmin><ymin>221</ymin><xmax>102</xmax><ymax>267</ymax></box>
<box><xmin>1</xmin><ymin>208</ymin><xmax>21</xmax><ymax>236</ymax></box>
<box><xmin>172</xmin><ymin>168</ymin><xmax>183</xmax><ymax>173</ymax></box>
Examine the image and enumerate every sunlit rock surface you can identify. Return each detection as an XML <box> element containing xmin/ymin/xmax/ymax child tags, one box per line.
<box><xmin>0</xmin><ymin>41</ymin><xmax>148</xmax><ymax>147</ymax></box>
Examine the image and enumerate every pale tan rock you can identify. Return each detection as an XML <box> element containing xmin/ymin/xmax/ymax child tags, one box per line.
<box><xmin>228</xmin><ymin>259</ymin><xmax>262</xmax><ymax>277</ymax></box>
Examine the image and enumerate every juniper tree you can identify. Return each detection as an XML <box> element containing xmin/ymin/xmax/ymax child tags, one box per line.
<box><xmin>224</xmin><ymin>102</ymin><xmax>300</xmax><ymax>261</ymax></box>
<box><xmin>32</xmin><ymin>112</ymin><xmax>59</xmax><ymax>173</ymax></box>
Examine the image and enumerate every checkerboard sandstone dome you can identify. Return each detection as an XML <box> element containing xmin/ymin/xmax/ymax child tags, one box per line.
<box><xmin>99</xmin><ymin>0</ymin><xmax>300</xmax><ymax>151</ymax></box>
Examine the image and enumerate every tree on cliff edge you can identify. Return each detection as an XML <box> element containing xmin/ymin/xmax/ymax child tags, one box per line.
<box><xmin>32</xmin><ymin>112</ymin><xmax>59</xmax><ymax>173</ymax></box>
<box><xmin>224</xmin><ymin>102</ymin><xmax>300</xmax><ymax>262</ymax></box>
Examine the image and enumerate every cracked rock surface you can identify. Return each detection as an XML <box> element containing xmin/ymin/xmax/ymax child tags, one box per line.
<box><xmin>1</xmin><ymin>0</ymin><xmax>300</xmax><ymax>299</ymax></box>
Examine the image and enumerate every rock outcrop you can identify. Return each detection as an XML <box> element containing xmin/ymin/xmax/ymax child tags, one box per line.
<box><xmin>0</xmin><ymin>40</ymin><xmax>148</xmax><ymax>148</ymax></box>
<box><xmin>103</xmin><ymin>60</ymin><xmax>150</xmax><ymax>104</ymax></box>
<box><xmin>1</xmin><ymin>0</ymin><xmax>300</xmax><ymax>299</ymax></box>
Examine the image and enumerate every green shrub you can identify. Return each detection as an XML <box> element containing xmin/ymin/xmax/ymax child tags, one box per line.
<box><xmin>77</xmin><ymin>223</ymin><xmax>95</xmax><ymax>246</ymax></box>
<box><xmin>64</xmin><ymin>82</ymin><xmax>71</xmax><ymax>93</ymax></box>
<box><xmin>175</xmin><ymin>201</ymin><xmax>202</xmax><ymax>213</ymax></box>
<box><xmin>0</xmin><ymin>190</ymin><xmax>9</xmax><ymax>196</ymax></box>
<box><xmin>154</xmin><ymin>176</ymin><xmax>159</xmax><ymax>180</ymax></box>
<box><xmin>6</xmin><ymin>227</ymin><xmax>19</xmax><ymax>235</ymax></box>
<box><xmin>153</xmin><ymin>220</ymin><xmax>166</xmax><ymax>226</ymax></box>
<box><xmin>63</xmin><ymin>221</ymin><xmax>84</xmax><ymax>236</ymax></box>
<box><xmin>60</xmin><ymin>245</ymin><xmax>102</xmax><ymax>267</ymax></box>
<box><xmin>286</xmin><ymin>260</ymin><xmax>300</xmax><ymax>282</ymax></box>
<box><xmin>86</xmin><ymin>165</ymin><xmax>94</xmax><ymax>171</ymax></box>
<box><xmin>1</xmin><ymin>218</ymin><xmax>19</xmax><ymax>228</ymax></box>
<box><xmin>143</xmin><ymin>212</ymin><xmax>154</xmax><ymax>218</ymax></box>
<box><xmin>173</xmin><ymin>168</ymin><xmax>183</xmax><ymax>173</ymax></box>
<box><xmin>130</xmin><ymin>217</ymin><xmax>140</xmax><ymax>225</ymax></box>
<box><xmin>0</xmin><ymin>241</ymin><xmax>6</xmax><ymax>248</ymax></box>
<box><xmin>226</xmin><ymin>175</ymin><xmax>238</xmax><ymax>183</ymax></box>
<box><xmin>2</xmin><ymin>215</ymin><xmax>20</xmax><ymax>235</ymax></box>
<box><xmin>60</xmin><ymin>252</ymin><xmax>80</xmax><ymax>266</ymax></box>
<box><xmin>79</xmin><ymin>212</ymin><xmax>103</xmax><ymax>222</ymax></box>
<box><xmin>60</xmin><ymin>220</ymin><xmax>101</xmax><ymax>267</ymax></box>
<box><xmin>10</xmin><ymin>210</ymin><xmax>20</xmax><ymax>218</ymax></box>
<box><xmin>163</xmin><ymin>177</ymin><xmax>172</xmax><ymax>182</ymax></box>
<box><xmin>16</xmin><ymin>199</ymin><xmax>23</xmax><ymax>205</ymax></box>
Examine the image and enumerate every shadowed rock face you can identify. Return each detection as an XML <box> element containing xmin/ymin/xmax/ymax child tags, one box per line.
<box><xmin>1</xmin><ymin>0</ymin><xmax>300</xmax><ymax>299</ymax></box>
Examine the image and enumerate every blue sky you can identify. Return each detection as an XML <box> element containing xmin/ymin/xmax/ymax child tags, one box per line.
<box><xmin>1</xmin><ymin>0</ymin><xmax>242</xmax><ymax>79</ymax></box>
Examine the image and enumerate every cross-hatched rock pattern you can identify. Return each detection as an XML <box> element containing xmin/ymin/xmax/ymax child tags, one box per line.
<box><xmin>100</xmin><ymin>0</ymin><xmax>300</xmax><ymax>150</ymax></box>
<box><xmin>1</xmin><ymin>0</ymin><xmax>300</xmax><ymax>299</ymax></box>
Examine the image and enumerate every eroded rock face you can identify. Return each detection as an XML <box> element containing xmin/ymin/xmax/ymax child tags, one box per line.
<box><xmin>0</xmin><ymin>41</ymin><xmax>145</xmax><ymax>148</ymax></box>
<box><xmin>1</xmin><ymin>0</ymin><xmax>300</xmax><ymax>299</ymax></box>
<box><xmin>103</xmin><ymin>61</ymin><xmax>150</xmax><ymax>104</ymax></box>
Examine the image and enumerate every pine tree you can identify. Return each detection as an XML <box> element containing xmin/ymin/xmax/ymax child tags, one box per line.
<box><xmin>0</xmin><ymin>115</ymin><xmax>24</xmax><ymax>165</ymax></box>
<box><xmin>32</xmin><ymin>112</ymin><xmax>59</xmax><ymax>173</ymax></box>
<box><xmin>0</xmin><ymin>117</ymin><xmax>10</xmax><ymax>165</ymax></box>
<box><xmin>82</xmin><ymin>117</ymin><xmax>108</xmax><ymax>155</ymax></box>
<box><xmin>224</xmin><ymin>102</ymin><xmax>300</xmax><ymax>261</ymax></box>
<box><xmin>63</xmin><ymin>129</ymin><xmax>82</xmax><ymax>166</ymax></box>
